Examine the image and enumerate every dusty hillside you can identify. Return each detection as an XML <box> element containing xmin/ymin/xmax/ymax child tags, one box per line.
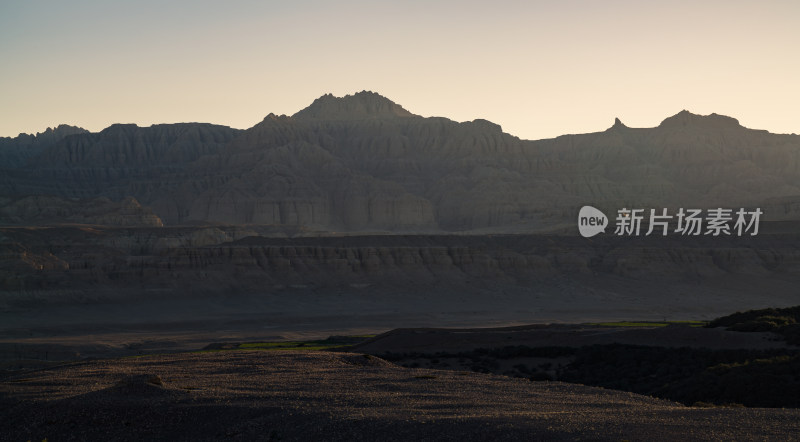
<box><xmin>2</xmin><ymin>350</ymin><xmax>799</xmax><ymax>441</ymax></box>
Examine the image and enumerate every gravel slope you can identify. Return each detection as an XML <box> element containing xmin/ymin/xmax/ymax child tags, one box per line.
<box><xmin>2</xmin><ymin>350</ymin><xmax>799</xmax><ymax>441</ymax></box>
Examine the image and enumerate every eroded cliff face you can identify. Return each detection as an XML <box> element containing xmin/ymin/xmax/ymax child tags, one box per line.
<box><xmin>1</xmin><ymin>122</ymin><xmax>242</xmax><ymax>202</ymax></box>
<box><xmin>0</xmin><ymin>196</ymin><xmax>163</xmax><ymax>227</ymax></box>
<box><xmin>2</xmin><ymin>92</ymin><xmax>800</xmax><ymax>231</ymax></box>
<box><xmin>2</xmin><ymin>227</ymin><xmax>799</xmax><ymax>297</ymax></box>
<box><xmin>2</xmin><ymin>226</ymin><xmax>798</xmax><ymax>335</ymax></box>
<box><xmin>0</xmin><ymin>125</ymin><xmax>89</xmax><ymax>168</ymax></box>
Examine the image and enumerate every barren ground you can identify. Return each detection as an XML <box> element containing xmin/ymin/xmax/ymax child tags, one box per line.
<box><xmin>3</xmin><ymin>350</ymin><xmax>800</xmax><ymax>441</ymax></box>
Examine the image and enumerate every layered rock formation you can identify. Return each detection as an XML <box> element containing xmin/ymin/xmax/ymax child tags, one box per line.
<box><xmin>2</xmin><ymin>92</ymin><xmax>800</xmax><ymax>231</ymax></box>
<box><xmin>2</xmin><ymin>227</ymin><xmax>799</xmax><ymax>325</ymax></box>
<box><xmin>2</xmin><ymin>226</ymin><xmax>798</xmax><ymax>292</ymax></box>
<box><xmin>0</xmin><ymin>196</ymin><xmax>163</xmax><ymax>227</ymax></box>
<box><xmin>2</xmin><ymin>96</ymin><xmax>799</xmax><ymax>337</ymax></box>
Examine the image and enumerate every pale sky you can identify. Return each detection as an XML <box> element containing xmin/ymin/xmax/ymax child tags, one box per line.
<box><xmin>1</xmin><ymin>0</ymin><xmax>799</xmax><ymax>140</ymax></box>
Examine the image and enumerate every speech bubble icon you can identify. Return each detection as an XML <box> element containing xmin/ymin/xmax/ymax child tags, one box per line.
<box><xmin>578</xmin><ymin>206</ymin><xmax>608</xmax><ymax>238</ymax></box>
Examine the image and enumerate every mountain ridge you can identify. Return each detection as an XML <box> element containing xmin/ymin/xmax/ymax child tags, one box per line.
<box><xmin>2</xmin><ymin>92</ymin><xmax>799</xmax><ymax>231</ymax></box>
<box><xmin>2</xmin><ymin>92</ymin><xmax>782</xmax><ymax>143</ymax></box>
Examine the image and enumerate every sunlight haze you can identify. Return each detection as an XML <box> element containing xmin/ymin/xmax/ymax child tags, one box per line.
<box><xmin>1</xmin><ymin>0</ymin><xmax>798</xmax><ymax>139</ymax></box>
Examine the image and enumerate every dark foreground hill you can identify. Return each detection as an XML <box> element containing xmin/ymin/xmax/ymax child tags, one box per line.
<box><xmin>353</xmin><ymin>321</ymin><xmax>800</xmax><ymax>409</ymax></box>
<box><xmin>2</xmin><ymin>350</ymin><xmax>799</xmax><ymax>441</ymax></box>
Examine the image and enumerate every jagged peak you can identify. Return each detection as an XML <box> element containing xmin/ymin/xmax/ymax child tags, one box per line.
<box><xmin>262</xmin><ymin>113</ymin><xmax>292</xmax><ymax>122</ymax></box>
<box><xmin>3</xmin><ymin>124</ymin><xmax>88</xmax><ymax>141</ymax></box>
<box><xmin>292</xmin><ymin>91</ymin><xmax>417</xmax><ymax>120</ymax></box>
<box><xmin>607</xmin><ymin>117</ymin><xmax>628</xmax><ymax>131</ymax></box>
<box><xmin>659</xmin><ymin>110</ymin><xmax>741</xmax><ymax>129</ymax></box>
<box><xmin>1</xmin><ymin>124</ymin><xmax>88</xmax><ymax>145</ymax></box>
<box><xmin>36</xmin><ymin>124</ymin><xmax>88</xmax><ymax>136</ymax></box>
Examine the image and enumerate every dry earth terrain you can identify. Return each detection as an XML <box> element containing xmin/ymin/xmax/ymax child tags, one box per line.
<box><xmin>3</xmin><ymin>350</ymin><xmax>800</xmax><ymax>441</ymax></box>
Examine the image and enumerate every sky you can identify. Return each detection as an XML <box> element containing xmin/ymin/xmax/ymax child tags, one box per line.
<box><xmin>1</xmin><ymin>0</ymin><xmax>799</xmax><ymax>140</ymax></box>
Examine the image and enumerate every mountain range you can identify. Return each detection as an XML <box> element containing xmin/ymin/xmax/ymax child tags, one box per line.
<box><xmin>3</xmin><ymin>91</ymin><xmax>800</xmax><ymax>232</ymax></box>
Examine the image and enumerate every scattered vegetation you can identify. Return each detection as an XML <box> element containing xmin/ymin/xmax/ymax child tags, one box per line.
<box><xmin>707</xmin><ymin>306</ymin><xmax>800</xmax><ymax>344</ymax></box>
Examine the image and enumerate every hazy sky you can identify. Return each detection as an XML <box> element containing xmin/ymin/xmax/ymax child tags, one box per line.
<box><xmin>2</xmin><ymin>0</ymin><xmax>799</xmax><ymax>140</ymax></box>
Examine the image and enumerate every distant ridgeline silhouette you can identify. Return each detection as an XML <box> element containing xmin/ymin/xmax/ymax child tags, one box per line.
<box><xmin>2</xmin><ymin>91</ymin><xmax>800</xmax><ymax>231</ymax></box>
<box><xmin>293</xmin><ymin>91</ymin><xmax>416</xmax><ymax>120</ymax></box>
